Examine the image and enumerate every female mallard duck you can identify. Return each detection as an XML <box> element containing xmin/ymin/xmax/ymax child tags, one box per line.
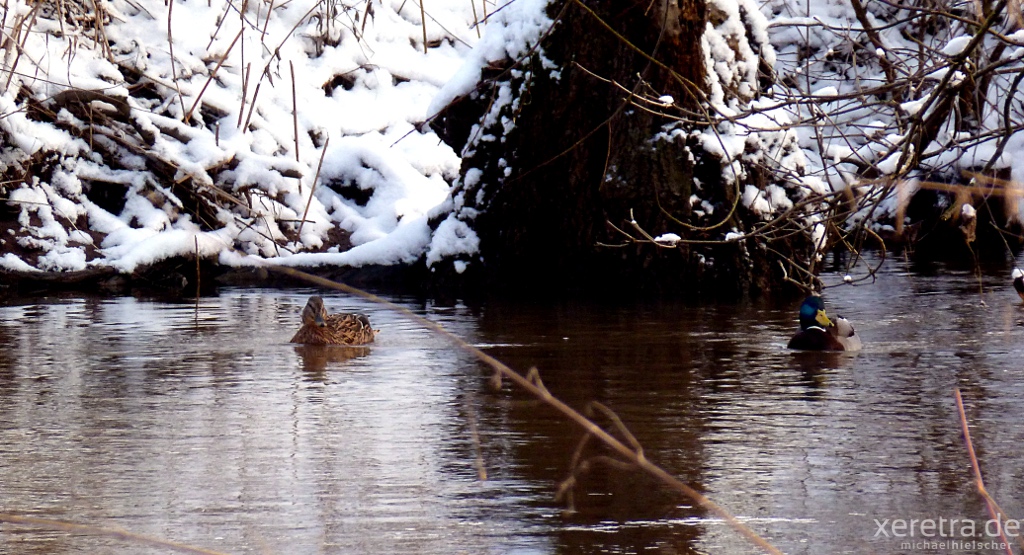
<box><xmin>290</xmin><ymin>295</ymin><xmax>377</xmax><ymax>345</ymax></box>
<box><xmin>787</xmin><ymin>295</ymin><xmax>862</xmax><ymax>352</ymax></box>
<box><xmin>1013</xmin><ymin>268</ymin><xmax>1024</xmax><ymax>302</ymax></box>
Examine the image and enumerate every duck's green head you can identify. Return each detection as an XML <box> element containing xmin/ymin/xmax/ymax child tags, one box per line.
<box><xmin>798</xmin><ymin>295</ymin><xmax>834</xmax><ymax>330</ymax></box>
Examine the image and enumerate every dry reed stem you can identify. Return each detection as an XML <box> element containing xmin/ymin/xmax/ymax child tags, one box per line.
<box><xmin>464</xmin><ymin>393</ymin><xmax>489</xmax><ymax>481</ymax></box>
<box><xmin>242</xmin><ymin>81</ymin><xmax>262</xmax><ymax>129</ymax></box>
<box><xmin>555</xmin><ymin>428</ymin><xmax>594</xmax><ymax>509</ymax></box>
<box><xmin>291</xmin><ymin>60</ymin><xmax>300</xmax><ymax>164</ymax></box>
<box><xmin>185</xmin><ymin>28</ymin><xmax>244</xmax><ymax>124</ymax></box>
<box><xmin>3</xmin><ymin>4</ymin><xmax>43</xmax><ymax>93</ymax></box>
<box><xmin>588</xmin><ymin>400</ymin><xmax>643</xmax><ymax>455</ymax></box>
<box><xmin>419</xmin><ymin>0</ymin><xmax>428</xmax><ymax>54</ymax></box>
<box><xmin>205</xmin><ymin>3</ymin><xmax>232</xmax><ymax>51</ymax></box>
<box><xmin>258</xmin><ymin>213</ymin><xmax>281</xmax><ymax>256</ymax></box>
<box><xmin>166</xmin><ymin>0</ymin><xmax>187</xmax><ymax>118</ymax></box>
<box><xmin>556</xmin><ymin>400</ymin><xmax>650</xmax><ymax>512</ymax></box>
<box><xmin>469</xmin><ymin>0</ymin><xmax>481</xmax><ymax>38</ymax></box>
<box><xmin>361</xmin><ymin>0</ymin><xmax>372</xmax><ymax>37</ymax></box>
<box><xmin>0</xmin><ymin>513</ymin><xmax>229</xmax><ymax>555</ymax></box>
<box><xmin>237</xmin><ymin>61</ymin><xmax>250</xmax><ymax>128</ymax></box>
<box><xmin>264</xmin><ymin>265</ymin><xmax>785</xmax><ymax>555</ymax></box>
<box><xmin>261</xmin><ymin>0</ymin><xmax>274</xmax><ymax>41</ymax></box>
<box><xmin>246</xmin><ymin>0</ymin><xmax>326</xmax><ymax>106</ymax></box>
<box><xmin>953</xmin><ymin>388</ymin><xmax>1018</xmax><ymax>555</ymax></box>
<box><xmin>296</xmin><ymin>135</ymin><xmax>329</xmax><ymax>237</ymax></box>
<box><xmin>194</xmin><ymin>234</ymin><xmax>201</xmax><ymax>300</ymax></box>
<box><xmin>90</xmin><ymin>0</ymin><xmax>112</xmax><ymax>60</ymax></box>
<box><xmin>917</xmin><ymin>179</ymin><xmax>1024</xmax><ymax>198</ymax></box>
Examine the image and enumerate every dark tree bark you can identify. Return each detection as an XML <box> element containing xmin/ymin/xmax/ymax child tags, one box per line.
<box><xmin>429</xmin><ymin>0</ymin><xmax>820</xmax><ymax>297</ymax></box>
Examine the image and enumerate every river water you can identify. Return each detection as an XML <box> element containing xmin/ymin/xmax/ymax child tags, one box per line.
<box><xmin>2</xmin><ymin>258</ymin><xmax>1024</xmax><ymax>555</ymax></box>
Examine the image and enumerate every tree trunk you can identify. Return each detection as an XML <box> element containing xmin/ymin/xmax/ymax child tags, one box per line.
<box><xmin>429</xmin><ymin>0</ymin><xmax>820</xmax><ymax>297</ymax></box>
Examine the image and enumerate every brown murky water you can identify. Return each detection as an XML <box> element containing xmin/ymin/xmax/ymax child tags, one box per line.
<box><xmin>3</xmin><ymin>258</ymin><xmax>1024</xmax><ymax>554</ymax></box>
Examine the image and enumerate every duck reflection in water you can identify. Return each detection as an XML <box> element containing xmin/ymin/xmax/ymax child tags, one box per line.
<box><xmin>294</xmin><ymin>344</ymin><xmax>371</xmax><ymax>374</ymax></box>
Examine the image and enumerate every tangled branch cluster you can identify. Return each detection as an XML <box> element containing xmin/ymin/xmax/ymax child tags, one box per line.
<box><xmin>618</xmin><ymin>0</ymin><xmax>1024</xmax><ymax>285</ymax></box>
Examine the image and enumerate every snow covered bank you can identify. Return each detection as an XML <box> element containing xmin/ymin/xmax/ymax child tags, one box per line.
<box><xmin>1</xmin><ymin>0</ymin><xmax>484</xmax><ymax>276</ymax></box>
<box><xmin>5</xmin><ymin>0</ymin><xmax>1024</xmax><ymax>288</ymax></box>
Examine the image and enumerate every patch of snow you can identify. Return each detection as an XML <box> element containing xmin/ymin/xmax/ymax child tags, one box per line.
<box><xmin>741</xmin><ymin>185</ymin><xmax>772</xmax><ymax>217</ymax></box>
<box><xmin>942</xmin><ymin>35</ymin><xmax>973</xmax><ymax>56</ymax></box>
<box><xmin>811</xmin><ymin>222</ymin><xmax>827</xmax><ymax>253</ymax></box>
<box><xmin>654</xmin><ymin>233</ymin><xmax>681</xmax><ymax>246</ymax></box>
<box><xmin>424</xmin><ymin>213</ymin><xmax>481</xmax><ymax>266</ymax></box>
<box><xmin>0</xmin><ymin>253</ymin><xmax>38</xmax><ymax>272</ymax></box>
<box><xmin>702</xmin><ymin>0</ymin><xmax>775</xmax><ymax>106</ymax></box>
<box><xmin>38</xmin><ymin>247</ymin><xmax>88</xmax><ymax>272</ymax></box>
<box><xmin>900</xmin><ymin>99</ymin><xmax>927</xmax><ymax>116</ymax></box>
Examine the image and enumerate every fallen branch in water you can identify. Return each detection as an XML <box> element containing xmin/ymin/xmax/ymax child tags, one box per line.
<box><xmin>0</xmin><ymin>513</ymin><xmax>229</xmax><ymax>555</ymax></box>
<box><xmin>954</xmin><ymin>388</ymin><xmax>1021</xmax><ymax>555</ymax></box>
<box><xmin>266</xmin><ymin>264</ymin><xmax>785</xmax><ymax>555</ymax></box>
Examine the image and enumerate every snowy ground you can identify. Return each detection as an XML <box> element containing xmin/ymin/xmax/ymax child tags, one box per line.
<box><xmin>1</xmin><ymin>0</ymin><xmax>496</xmax><ymax>274</ymax></box>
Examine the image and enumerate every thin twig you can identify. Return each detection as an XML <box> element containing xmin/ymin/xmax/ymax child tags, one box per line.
<box><xmin>185</xmin><ymin>28</ymin><xmax>244</xmax><ymax>124</ymax></box>
<box><xmin>465</xmin><ymin>393</ymin><xmax>488</xmax><ymax>481</ymax></box>
<box><xmin>469</xmin><ymin>0</ymin><xmax>481</xmax><ymax>38</ymax></box>
<box><xmin>194</xmin><ymin>234</ymin><xmax>201</xmax><ymax>302</ymax></box>
<box><xmin>419</xmin><ymin>0</ymin><xmax>428</xmax><ymax>54</ymax></box>
<box><xmin>242</xmin><ymin>81</ymin><xmax>262</xmax><ymax>129</ymax></box>
<box><xmin>0</xmin><ymin>514</ymin><xmax>229</xmax><ymax>555</ymax></box>
<box><xmin>954</xmin><ymin>388</ymin><xmax>1018</xmax><ymax>555</ymax></box>
<box><xmin>297</xmin><ymin>136</ymin><xmax>329</xmax><ymax>237</ymax></box>
<box><xmin>261</xmin><ymin>0</ymin><xmax>274</xmax><ymax>41</ymax></box>
<box><xmin>166</xmin><ymin>0</ymin><xmax>187</xmax><ymax>118</ymax></box>
<box><xmin>237</xmin><ymin>61</ymin><xmax>251</xmax><ymax>129</ymax></box>
<box><xmin>290</xmin><ymin>60</ymin><xmax>300</xmax><ymax>164</ymax></box>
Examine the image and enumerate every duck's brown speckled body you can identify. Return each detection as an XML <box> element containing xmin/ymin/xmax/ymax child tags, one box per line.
<box><xmin>290</xmin><ymin>296</ymin><xmax>377</xmax><ymax>345</ymax></box>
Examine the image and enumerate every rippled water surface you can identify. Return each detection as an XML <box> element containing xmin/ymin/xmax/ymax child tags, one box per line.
<box><xmin>3</xmin><ymin>259</ymin><xmax>1024</xmax><ymax>555</ymax></box>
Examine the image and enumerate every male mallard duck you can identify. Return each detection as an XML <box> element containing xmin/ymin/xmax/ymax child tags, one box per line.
<box><xmin>787</xmin><ymin>295</ymin><xmax>862</xmax><ymax>352</ymax></box>
<box><xmin>1013</xmin><ymin>268</ymin><xmax>1024</xmax><ymax>302</ymax></box>
<box><xmin>290</xmin><ymin>295</ymin><xmax>377</xmax><ymax>345</ymax></box>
